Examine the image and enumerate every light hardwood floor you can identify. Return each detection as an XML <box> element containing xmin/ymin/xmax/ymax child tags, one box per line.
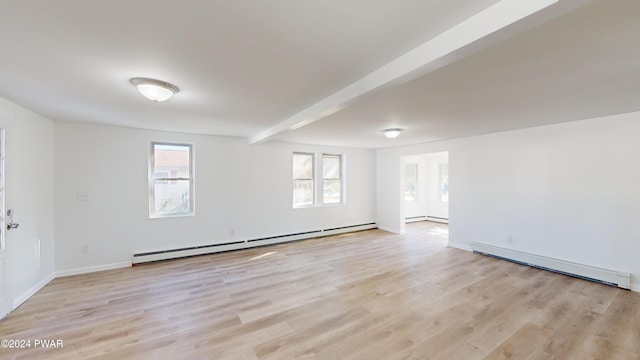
<box><xmin>1</xmin><ymin>222</ymin><xmax>639</xmax><ymax>359</ymax></box>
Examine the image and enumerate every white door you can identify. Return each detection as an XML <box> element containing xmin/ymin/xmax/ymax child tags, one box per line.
<box><xmin>0</xmin><ymin>129</ymin><xmax>10</xmax><ymax>319</ymax></box>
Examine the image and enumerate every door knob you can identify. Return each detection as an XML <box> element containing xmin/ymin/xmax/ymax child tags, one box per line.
<box><xmin>6</xmin><ymin>209</ymin><xmax>18</xmax><ymax>230</ymax></box>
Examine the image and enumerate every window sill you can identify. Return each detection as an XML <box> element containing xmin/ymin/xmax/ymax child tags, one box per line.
<box><xmin>149</xmin><ymin>212</ymin><xmax>195</xmax><ymax>219</ymax></box>
<box><xmin>293</xmin><ymin>203</ymin><xmax>345</xmax><ymax>209</ymax></box>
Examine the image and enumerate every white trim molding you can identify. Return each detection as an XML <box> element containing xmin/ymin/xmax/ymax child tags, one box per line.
<box><xmin>13</xmin><ymin>273</ymin><xmax>55</xmax><ymax>310</ymax></box>
<box><xmin>56</xmin><ymin>262</ymin><xmax>131</xmax><ymax>278</ymax></box>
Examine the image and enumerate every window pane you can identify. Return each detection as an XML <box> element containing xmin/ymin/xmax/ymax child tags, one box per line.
<box><xmin>323</xmin><ymin>155</ymin><xmax>340</xmax><ymax>180</ymax></box>
<box><xmin>322</xmin><ymin>154</ymin><xmax>342</xmax><ymax>204</ymax></box>
<box><xmin>323</xmin><ymin>179</ymin><xmax>341</xmax><ymax>204</ymax></box>
<box><xmin>150</xmin><ymin>142</ymin><xmax>193</xmax><ymax>217</ymax></box>
<box><xmin>293</xmin><ymin>153</ymin><xmax>314</xmax><ymax>207</ymax></box>
<box><xmin>293</xmin><ymin>179</ymin><xmax>314</xmax><ymax>206</ymax></box>
<box><xmin>154</xmin><ymin>144</ymin><xmax>191</xmax><ymax>179</ymax></box>
<box><xmin>293</xmin><ymin>153</ymin><xmax>313</xmax><ymax>179</ymax></box>
<box><xmin>405</xmin><ymin>163</ymin><xmax>417</xmax><ymax>201</ymax></box>
<box><xmin>440</xmin><ymin>163</ymin><xmax>449</xmax><ymax>203</ymax></box>
<box><xmin>154</xmin><ymin>179</ymin><xmax>191</xmax><ymax>215</ymax></box>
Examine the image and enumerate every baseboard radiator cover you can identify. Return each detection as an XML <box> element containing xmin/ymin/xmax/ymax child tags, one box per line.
<box><xmin>405</xmin><ymin>216</ymin><xmax>449</xmax><ymax>224</ymax></box>
<box><xmin>426</xmin><ymin>216</ymin><xmax>448</xmax><ymax>224</ymax></box>
<box><xmin>471</xmin><ymin>242</ymin><xmax>631</xmax><ymax>290</ymax></box>
<box><xmin>132</xmin><ymin>223</ymin><xmax>377</xmax><ymax>265</ymax></box>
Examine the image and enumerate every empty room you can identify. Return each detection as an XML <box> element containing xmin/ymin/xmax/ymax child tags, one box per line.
<box><xmin>1</xmin><ymin>0</ymin><xmax>639</xmax><ymax>359</ymax></box>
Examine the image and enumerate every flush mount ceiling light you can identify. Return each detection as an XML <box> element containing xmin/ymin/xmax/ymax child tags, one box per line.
<box><xmin>130</xmin><ymin>77</ymin><xmax>179</xmax><ymax>102</ymax></box>
<box><xmin>383</xmin><ymin>128</ymin><xmax>404</xmax><ymax>139</ymax></box>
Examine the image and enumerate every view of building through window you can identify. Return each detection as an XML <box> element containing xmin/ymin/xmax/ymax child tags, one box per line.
<box><xmin>150</xmin><ymin>143</ymin><xmax>193</xmax><ymax>217</ymax></box>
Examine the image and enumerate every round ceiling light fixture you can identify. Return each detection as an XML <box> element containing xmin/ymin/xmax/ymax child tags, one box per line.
<box><xmin>130</xmin><ymin>77</ymin><xmax>179</xmax><ymax>102</ymax></box>
<box><xmin>383</xmin><ymin>128</ymin><xmax>404</xmax><ymax>139</ymax></box>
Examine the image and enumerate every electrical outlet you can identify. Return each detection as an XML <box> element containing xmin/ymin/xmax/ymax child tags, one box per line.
<box><xmin>76</xmin><ymin>192</ymin><xmax>89</xmax><ymax>201</ymax></box>
<box><xmin>81</xmin><ymin>245</ymin><xmax>89</xmax><ymax>254</ymax></box>
<box><xmin>507</xmin><ymin>236</ymin><xmax>514</xmax><ymax>245</ymax></box>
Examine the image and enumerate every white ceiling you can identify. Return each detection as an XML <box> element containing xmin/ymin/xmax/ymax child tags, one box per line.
<box><xmin>1</xmin><ymin>0</ymin><xmax>638</xmax><ymax>149</ymax></box>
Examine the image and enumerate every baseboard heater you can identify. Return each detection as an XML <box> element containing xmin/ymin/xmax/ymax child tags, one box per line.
<box><xmin>132</xmin><ymin>222</ymin><xmax>377</xmax><ymax>265</ymax></box>
<box><xmin>426</xmin><ymin>216</ymin><xmax>448</xmax><ymax>224</ymax></box>
<box><xmin>405</xmin><ymin>216</ymin><xmax>448</xmax><ymax>224</ymax></box>
<box><xmin>471</xmin><ymin>242</ymin><xmax>631</xmax><ymax>290</ymax></box>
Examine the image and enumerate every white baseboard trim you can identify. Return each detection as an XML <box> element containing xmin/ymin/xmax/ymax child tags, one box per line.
<box><xmin>13</xmin><ymin>272</ymin><xmax>55</xmax><ymax>310</ymax></box>
<box><xmin>56</xmin><ymin>262</ymin><xmax>131</xmax><ymax>278</ymax></box>
<box><xmin>448</xmin><ymin>242</ymin><xmax>472</xmax><ymax>252</ymax></box>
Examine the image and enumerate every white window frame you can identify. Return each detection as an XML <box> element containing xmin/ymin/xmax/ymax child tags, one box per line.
<box><xmin>439</xmin><ymin>162</ymin><xmax>449</xmax><ymax>203</ymax></box>
<box><xmin>149</xmin><ymin>141</ymin><xmax>195</xmax><ymax>218</ymax></box>
<box><xmin>292</xmin><ymin>152</ymin><xmax>345</xmax><ymax>208</ymax></box>
<box><xmin>292</xmin><ymin>152</ymin><xmax>315</xmax><ymax>208</ymax></box>
<box><xmin>404</xmin><ymin>162</ymin><xmax>418</xmax><ymax>202</ymax></box>
<box><xmin>321</xmin><ymin>153</ymin><xmax>344</xmax><ymax>205</ymax></box>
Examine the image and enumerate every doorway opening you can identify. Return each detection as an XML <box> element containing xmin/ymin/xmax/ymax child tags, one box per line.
<box><xmin>401</xmin><ymin>151</ymin><xmax>449</xmax><ymax>245</ymax></box>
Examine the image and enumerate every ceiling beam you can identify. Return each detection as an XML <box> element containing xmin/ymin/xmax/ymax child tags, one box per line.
<box><xmin>249</xmin><ymin>0</ymin><xmax>560</xmax><ymax>145</ymax></box>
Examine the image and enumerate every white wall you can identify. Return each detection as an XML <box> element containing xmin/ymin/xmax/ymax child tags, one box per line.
<box><xmin>378</xmin><ymin>111</ymin><xmax>640</xmax><ymax>291</ymax></box>
<box><xmin>403</xmin><ymin>153</ymin><xmax>448</xmax><ymax>220</ymax></box>
<box><xmin>0</xmin><ymin>98</ymin><xmax>55</xmax><ymax>308</ymax></box>
<box><xmin>55</xmin><ymin>122</ymin><xmax>376</xmax><ymax>273</ymax></box>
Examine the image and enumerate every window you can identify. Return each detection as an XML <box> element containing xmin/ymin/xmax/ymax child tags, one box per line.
<box><xmin>322</xmin><ymin>154</ymin><xmax>342</xmax><ymax>204</ymax></box>
<box><xmin>439</xmin><ymin>163</ymin><xmax>449</xmax><ymax>203</ymax></box>
<box><xmin>404</xmin><ymin>163</ymin><xmax>417</xmax><ymax>201</ymax></box>
<box><xmin>149</xmin><ymin>142</ymin><xmax>193</xmax><ymax>217</ymax></box>
<box><xmin>293</xmin><ymin>153</ymin><xmax>314</xmax><ymax>207</ymax></box>
<box><xmin>293</xmin><ymin>152</ymin><xmax>344</xmax><ymax>207</ymax></box>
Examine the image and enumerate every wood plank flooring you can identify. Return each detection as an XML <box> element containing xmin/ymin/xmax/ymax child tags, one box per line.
<box><xmin>1</xmin><ymin>222</ymin><xmax>639</xmax><ymax>359</ymax></box>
